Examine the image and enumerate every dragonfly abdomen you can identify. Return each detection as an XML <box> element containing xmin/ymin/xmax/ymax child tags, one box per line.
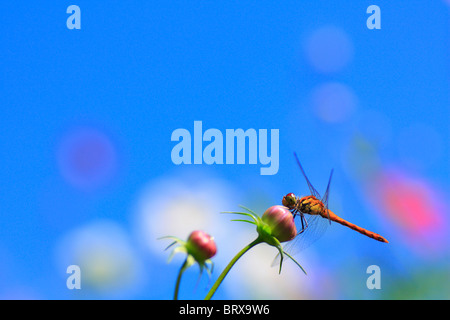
<box><xmin>325</xmin><ymin>210</ymin><xmax>389</xmax><ymax>243</ymax></box>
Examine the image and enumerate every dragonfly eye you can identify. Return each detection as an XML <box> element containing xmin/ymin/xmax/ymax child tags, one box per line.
<box><xmin>282</xmin><ymin>193</ymin><xmax>296</xmax><ymax>209</ymax></box>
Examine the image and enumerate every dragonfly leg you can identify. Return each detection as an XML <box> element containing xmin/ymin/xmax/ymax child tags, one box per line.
<box><xmin>291</xmin><ymin>209</ymin><xmax>297</xmax><ymax>219</ymax></box>
<box><xmin>297</xmin><ymin>213</ymin><xmax>308</xmax><ymax>235</ymax></box>
<box><xmin>304</xmin><ymin>215</ymin><xmax>309</xmax><ymax>229</ymax></box>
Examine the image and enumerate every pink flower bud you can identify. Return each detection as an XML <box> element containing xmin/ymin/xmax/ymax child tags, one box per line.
<box><xmin>262</xmin><ymin>205</ymin><xmax>297</xmax><ymax>242</ymax></box>
<box><xmin>186</xmin><ymin>230</ymin><xmax>217</xmax><ymax>263</ymax></box>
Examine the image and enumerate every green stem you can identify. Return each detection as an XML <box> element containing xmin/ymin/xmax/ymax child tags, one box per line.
<box><xmin>204</xmin><ymin>237</ymin><xmax>262</xmax><ymax>300</ymax></box>
<box><xmin>174</xmin><ymin>258</ymin><xmax>189</xmax><ymax>300</ymax></box>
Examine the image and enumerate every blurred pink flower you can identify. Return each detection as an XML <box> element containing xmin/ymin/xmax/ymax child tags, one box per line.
<box><xmin>370</xmin><ymin>169</ymin><xmax>447</xmax><ymax>252</ymax></box>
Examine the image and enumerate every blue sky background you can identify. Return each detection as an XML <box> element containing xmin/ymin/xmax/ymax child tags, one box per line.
<box><xmin>0</xmin><ymin>1</ymin><xmax>448</xmax><ymax>299</ymax></box>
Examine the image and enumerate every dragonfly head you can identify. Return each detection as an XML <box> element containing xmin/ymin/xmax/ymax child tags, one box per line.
<box><xmin>282</xmin><ymin>193</ymin><xmax>297</xmax><ymax>210</ymax></box>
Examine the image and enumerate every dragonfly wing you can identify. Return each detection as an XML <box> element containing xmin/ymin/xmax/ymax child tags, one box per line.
<box><xmin>294</xmin><ymin>152</ymin><xmax>321</xmax><ymax>199</ymax></box>
<box><xmin>321</xmin><ymin>169</ymin><xmax>334</xmax><ymax>224</ymax></box>
<box><xmin>282</xmin><ymin>212</ymin><xmax>329</xmax><ymax>258</ymax></box>
<box><xmin>274</xmin><ymin>154</ymin><xmax>335</xmax><ymax>266</ymax></box>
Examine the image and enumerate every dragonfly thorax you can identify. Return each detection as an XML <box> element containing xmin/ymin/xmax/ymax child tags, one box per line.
<box><xmin>298</xmin><ymin>195</ymin><xmax>325</xmax><ymax>216</ymax></box>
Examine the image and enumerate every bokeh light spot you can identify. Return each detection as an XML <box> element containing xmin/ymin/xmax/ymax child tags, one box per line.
<box><xmin>304</xmin><ymin>26</ymin><xmax>354</xmax><ymax>74</ymax></box>
<box><xmin>57</xmin><ymin>127</ymin><xmax>118</xmax><ymax>191</ymax></box>
<box><xmin>311</xmin><ymin>82</ymin><xmax>357</xmax><ymax>123</ymax></box>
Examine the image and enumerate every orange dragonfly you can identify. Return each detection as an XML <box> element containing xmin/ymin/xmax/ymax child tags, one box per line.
<box><xmin>281</xmin><ymin>153</ymin><xmax>388</xmax><ymax>253</ymax></box>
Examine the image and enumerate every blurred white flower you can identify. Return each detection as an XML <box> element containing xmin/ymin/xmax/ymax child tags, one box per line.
<box><xmin>222</xmin><ymin>234</ymin><xmax>334</xmax><ymax>299</ymax></box>
<box><xmin>55</xmin><ymin>220</ymin><xmax>144</xmax><ymax>297</ymax></box>
<box><xmin>133</xmin><ymin>173</ymin><xmax>239</xmax><ymax>260</ymax></box>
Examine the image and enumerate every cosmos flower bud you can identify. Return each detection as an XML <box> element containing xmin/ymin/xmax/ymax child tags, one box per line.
<box><xmin>186</xmin><ymin>230</ymin><xmax>217</xmax><ymax>263</ymax></box>
<box><xmin>203</xmin><ymin>205</ymin><xmax>306</xmax><ymax>299</ymax></box>
<box><xmin>160</xmin><ymin>230</ymin><xmax>217</xmax><ymax>299</ymax></box>
<box><xmin>261</xmin><ymin>205</ymin><xmax>297</xmax><ymax>242</ymax></box>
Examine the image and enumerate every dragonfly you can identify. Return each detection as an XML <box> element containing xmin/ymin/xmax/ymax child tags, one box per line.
<box><xmin>281</xmin><ymin>153</ymin><xmax>388</xmax><ymax>255</ymax></box>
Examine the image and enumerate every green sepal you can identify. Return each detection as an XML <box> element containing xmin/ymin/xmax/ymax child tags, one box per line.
<box><xmin>167</xmin><ymin>246</ymin><xmax>187</xmax><ymax>263</ymax></box>
<box><xmin>282</xmin><ymin>250</ymin><xmax>307</xmax><ymax>275</ymax></box>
